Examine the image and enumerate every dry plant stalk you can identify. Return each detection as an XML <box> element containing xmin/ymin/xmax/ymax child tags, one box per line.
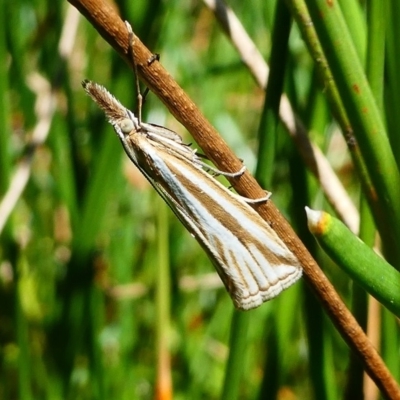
<box><xmin>69</xmin><ymin>0</ymin><xmax>400</xmax><ymax>397</ymax></box>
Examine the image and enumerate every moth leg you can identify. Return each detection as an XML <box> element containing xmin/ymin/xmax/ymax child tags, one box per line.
<box><xmin>239</xmin><ymin>191</ymin><xmax>272</xmax><ymax>203</ymax></box>
<box><xmin>125</xmin><ymin>21</ymin><xmax>144</xmax><ymax>124</ymax></box>
<box><xmin>147</xmin><ymin>53</ymin><xmax>160</xmax><ymax>65</ymax></box>
<box><xmin>142</xmin><ymin>53</ymin><xmax>160</xmax><ymax>102</ymax></box>
<box><xmin>198</xmin><ymin>161</ymin><xmax>247</xmax><ymax>178</ymax></box>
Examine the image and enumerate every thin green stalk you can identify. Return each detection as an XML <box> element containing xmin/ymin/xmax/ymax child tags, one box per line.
<box><xmin>304</xmin><ymin>288</ymin><xmax>337</xmax><ymax>400</ymax></box>
<box><xmin>0</xmin><ymin>0</ymin><xmax>10</xmax><ymax>194</ymax></box>
<box><xmin>156</xmin><ymin>198</ymin><xmax>172</xmax><ymax>399</ymax></box>
<box><xmin>89</xmin><ymin>286</ymin><xmax>106</xmax><ymax>400</ymax></box>
<box><xmin>220</xmin><ymin>310</ymin><xmax>250</xmax><ymax>400</ymax></box>
<box><xmin>72</xmin><ymin>126</ymin><xmax>122</xmax><ymax>260</ymax></box>
<box><xmin>381</xmin><ymin>309</ymin><xmax>400</xmax><ymax>381</ymax></box>
<box><xmin>223</xmin><ymin>3</ymin><xmax>293</xmax><ymax>399</ymax></box>
<box><xmin>16</xmin><ymin>257</ymin><xmax>33</xmax><ymax>400</ymax></box>
<box><xmin>255</xmin><ymin>1</ymin><xmax>291</xmax><ymax>188</ymax></box>
<box><xmin>385</xmin><ymin>2</ymin><xmax>400</xmax><ymax>165</ymax></box>
<box><xmin>303</xmin><ymin>0</ymin><xmax>400</xmax><ymax>266</ymax></box>
<box><xmin>255</xmin><ymin>3</ymin><xmax>294</xmax><ymax>398</ymax></box>
<box><xmin>366</xmin><ymin>0</ymin><xmax>385</xmax><ymax>110</ymax></box>
<box><xmin>285</xmin><ymin>0</ymin><xmax>374</xmax><ymax>229</ymax></box>
<box><xmin>338</xmin><ymin>0</ymin><xmax>366</xmax><ymax>62</ymax></box>
<box><xmin>345</xmin><ymin>1</ymin><xmax>385</xmax><ymax>397</ymax></box>
<box><xmin>50</xmin><ymin>116</ymin><xmax>79</xmax><ymax>229</ymax></box>
<box><xmin>257</xmin><ymin>319</ymin><xmax>279</xmax><ymax>399</ymax></box>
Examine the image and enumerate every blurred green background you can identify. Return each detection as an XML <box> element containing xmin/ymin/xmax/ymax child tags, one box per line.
<box><xmin>0</xmin><ymin>0</ymin><xmax>399</xmax><ymax>399</ymax></box>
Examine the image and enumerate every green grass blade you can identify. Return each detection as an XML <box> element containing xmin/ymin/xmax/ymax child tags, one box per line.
<box><xmin>307</xmin><ymin>207</ymin><xmax>400</xmax><ymax>317</ymax></box>
<box><xmin>303</xmin><ymin>0</ymin><xmax>400</xmax><ymax>265</ymax></box>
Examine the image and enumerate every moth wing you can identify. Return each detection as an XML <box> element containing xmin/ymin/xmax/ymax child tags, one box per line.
<box><xmin>132</xmin><ymin>144</ymin><xmax>302</xmax><ymax>310</ymax></box>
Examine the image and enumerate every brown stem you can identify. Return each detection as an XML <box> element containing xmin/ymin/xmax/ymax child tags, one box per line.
<box><xmin>69</xmin><ymin>0</ymin><xmax>400</xmax><ymax>397</ymax></box>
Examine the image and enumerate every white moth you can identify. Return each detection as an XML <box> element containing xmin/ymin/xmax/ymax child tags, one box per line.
<box><xmin>82</xmin><ymin>80</ymin><xmax>302</xmax><ymax>310</ymax></box>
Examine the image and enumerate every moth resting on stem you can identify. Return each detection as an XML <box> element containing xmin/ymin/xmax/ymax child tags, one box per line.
<box><xmin>81</xmin><ymin>22</ymin><xmax>302</xmax><ymax>310</ymax></box>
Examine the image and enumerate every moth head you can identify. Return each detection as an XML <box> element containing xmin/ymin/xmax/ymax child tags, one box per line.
<box><xmin>120</xmin><ymin>118</ymin><xmax>135</xmax><ymax>134</ymax></box>
<box><xmin>114</xmin><ymin>109</ymin><xmax>139</xmax><ymax>139</ymax></box>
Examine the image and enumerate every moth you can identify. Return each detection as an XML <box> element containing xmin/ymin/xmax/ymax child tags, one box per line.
<box><xmin>82</xmin><ymin>79</ymin><xmax>302</xmax><ymax>310</ymax></box>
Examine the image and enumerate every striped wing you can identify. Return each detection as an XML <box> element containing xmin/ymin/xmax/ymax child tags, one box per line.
<box><xmin>127</xmin><ymin>134</ymin><xmax>302</xmax><ymax>310</ymax></box>
<box><xmin>82</xmin><ymin>79</ymin><xmax>302</xmax><ymax>310</ymax></box>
